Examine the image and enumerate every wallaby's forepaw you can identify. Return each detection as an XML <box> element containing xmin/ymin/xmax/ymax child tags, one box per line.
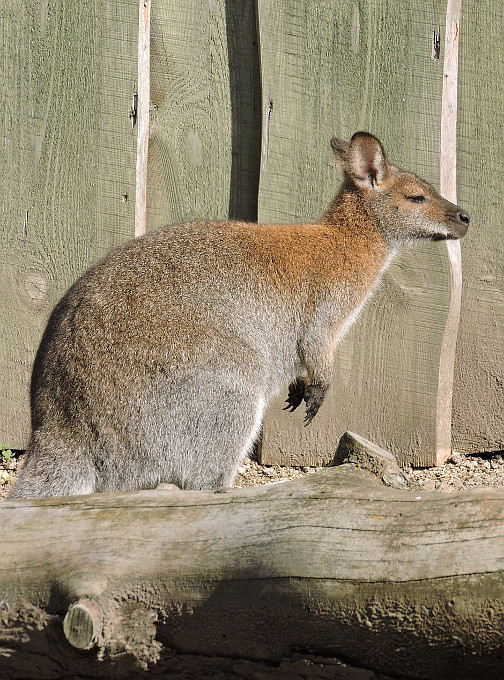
<box><xmin>303</xmin><ymin>383</ymin><xmax>327</xmax><ymax>425</ymax></box>
<box><xmin>283</xmin><ymin>377</ymin><xmax>306</xmax><ymax>412</ymax></box>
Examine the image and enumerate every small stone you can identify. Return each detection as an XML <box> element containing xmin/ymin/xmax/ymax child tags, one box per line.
<box><xmin>438</xmin><ymin>482</ymin><xmax>454</xmax><ymax>493</ymax></box>
<box><xmin>382</xmin><ymin>470</ymin><xmax>409</xmax><ymax>490</ymax></box>
<box><xmin>422</xmin><ymin>479</ymin><xmax>436</xmax><ymax>491</ymax></box>
<box><xmin>0</xmin><ymin>470</ymin><xmax>12</xmax><ymax>484</ymax></box>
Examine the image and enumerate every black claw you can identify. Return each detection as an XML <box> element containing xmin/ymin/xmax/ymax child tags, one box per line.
<box><xmin>284</xmin><ymin>378</ymin><xmax>306</xmax><ymax>413</ymax></box>
<box><xmin>303</xmin><ymin>406</ymin><xmax>319</xmax><ymax>426</ymax></box>
<box><xmin>303</xmin><ymin>383</ymin><xmax>327</xmax><ymax>425</ymax></box>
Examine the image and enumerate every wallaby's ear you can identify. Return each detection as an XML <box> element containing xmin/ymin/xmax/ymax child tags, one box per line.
<box><xmin>347</xmin><ymin>131</ymin><xmax>388</xmax><ymax>190</ymax></box>
<box><xmin>330</xmin><ymin>137</ymin><xmax>350</xmax><ymax>169</ymax></box>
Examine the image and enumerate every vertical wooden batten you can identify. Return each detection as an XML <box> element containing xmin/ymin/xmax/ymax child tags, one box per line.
<box><xmin>135</xmin><ymin>0</ymin><xmax>151</xmax><ymax>238</ymax></box>
<box><xmin>436</xmin><ymin>0</ymin><xmax>463</xmax><ymax>464</ymax></box>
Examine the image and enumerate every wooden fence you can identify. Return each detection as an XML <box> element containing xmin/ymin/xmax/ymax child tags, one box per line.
<box><xmin>1</xmin><ymin>0</ymin><xmax>502</xmax><ymax>467</ymax></box>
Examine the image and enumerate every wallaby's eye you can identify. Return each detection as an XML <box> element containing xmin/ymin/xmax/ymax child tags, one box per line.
<box><xmin>407</xmin><ymin>195</ymin><xmax>427</xmax><ymax>203</ymax></box>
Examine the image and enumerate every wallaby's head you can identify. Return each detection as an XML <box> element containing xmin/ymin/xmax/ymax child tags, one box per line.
<box><xmin>330</xmin><ymin>131</ymin><xmax>469</xmax><ymax>244</ymax></box>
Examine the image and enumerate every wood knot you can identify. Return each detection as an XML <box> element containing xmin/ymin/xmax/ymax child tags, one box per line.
<box><xmin>24</xmin><ymin>272</ymin><xmax>48</xmax><ymax>304</ymax></box>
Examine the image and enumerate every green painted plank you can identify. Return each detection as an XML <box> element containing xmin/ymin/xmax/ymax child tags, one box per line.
<box><xmin>452</xmin><ymin>1</ymin><xmax>504</xmax><ymax>453</ymax></box>
<box><xmin>257</xmin><ymin>0</ymin><xmax>453</xmax><ymax>466</ymax></box>
<box><xmin>0</xmin><ymin>0</ymin><xmax>137</xmax><ymax>448</ymax></box>
<box><xmin>146</xmin><ymin>0</ymin><xmax>260</xmax><ymax>229</ymax></box>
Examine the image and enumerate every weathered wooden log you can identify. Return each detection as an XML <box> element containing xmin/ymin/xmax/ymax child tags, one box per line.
<box><xmin>1</xmin><ymin>462</ymin><xmax>504</xmax><ymax>679</ymax></box>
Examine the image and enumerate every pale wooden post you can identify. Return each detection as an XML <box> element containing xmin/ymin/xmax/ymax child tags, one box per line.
<box><xmin>436</xmin><ymin>0</ymin><xmax>462</xmax><ymax>464</ymax></box>
<box><xmin>135</xmin><ymin>0</ymin><xmax>151</xmax><ymax>238</ymax></box>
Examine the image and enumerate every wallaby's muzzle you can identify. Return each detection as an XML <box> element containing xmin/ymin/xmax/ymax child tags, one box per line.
<box><xmin>441</xmin><ymin>196</ymin><xmax>470</xmax><ymax>239</ymax></box>
<box><xmin>447</xmin><ymin>207</ymin><xmax>470</xmax><ymax>239</ymax></box>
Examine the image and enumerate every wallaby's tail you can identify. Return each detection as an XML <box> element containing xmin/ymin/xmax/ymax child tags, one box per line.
<box><xmin>8</xmin><ymin>440</ymin><xmax>96</xmax><ymax>500</ymax></box>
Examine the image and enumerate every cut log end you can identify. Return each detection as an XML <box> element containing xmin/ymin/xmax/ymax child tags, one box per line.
<box><xmin>63</xmin><ymin>599</ymin><xmax>102</xmax><ymax>650</ymax></box>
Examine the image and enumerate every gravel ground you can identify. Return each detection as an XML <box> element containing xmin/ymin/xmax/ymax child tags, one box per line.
<box><xmin>0</xmin><ymin>452</ymin><xmax>20</xmax><ymax>499</ymax></box>
<box><xmin>3</xmin><ymin>449</ymin><xmax>504</xmax><ymax>500</ymax></box>
<box><xmin>235</xmin><ymin>451</ymin><xmax>504</xmax><ymax>491</ymax></box>
<box><xmin>403</xmin><ymin>450</ymin><xmax>504</xmax><ymax>492</ymax></box>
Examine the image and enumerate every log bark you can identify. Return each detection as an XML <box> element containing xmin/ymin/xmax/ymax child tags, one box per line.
<box><xmin>1</xmin><ymin>462</ymin><xmax>504</xmax><ymax>679</ymax></box>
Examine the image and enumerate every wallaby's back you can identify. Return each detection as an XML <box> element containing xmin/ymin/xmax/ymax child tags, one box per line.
<box><xmin>10</xmin><ymin>132</ymin><xmax>469</xmax><ymax>498</ymax></box>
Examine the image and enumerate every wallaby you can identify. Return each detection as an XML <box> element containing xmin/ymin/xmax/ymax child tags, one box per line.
<box><xmin>10</xmin><ymin>132</ymin><xmax>469</xmax><ymax>499</ymax></box>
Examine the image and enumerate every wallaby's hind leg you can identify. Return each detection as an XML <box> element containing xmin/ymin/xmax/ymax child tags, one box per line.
<box><xmin>138</xmin><ymin>368</ymin><xmax>267</xmax><ymax>490</ymax></box>
<box><xmin>169</xmin><ymin>389</ymin><xmax>266</xmax><ymax>490</ymax></box>
<box><xmin>10</xmin><ymin>368</ymin><xmax>267</xmax><ymax>496</ymax></box>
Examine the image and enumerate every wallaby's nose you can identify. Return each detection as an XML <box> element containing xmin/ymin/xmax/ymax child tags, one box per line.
<box><xmin>458</xmin><ymin>210</ymin><xmax>470</xmax><ymax>226</ymax></box>
<box><xmin>447</xmin><ymin>206</ymin><xmax>469</xmax><ymax>239</ymax></box>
